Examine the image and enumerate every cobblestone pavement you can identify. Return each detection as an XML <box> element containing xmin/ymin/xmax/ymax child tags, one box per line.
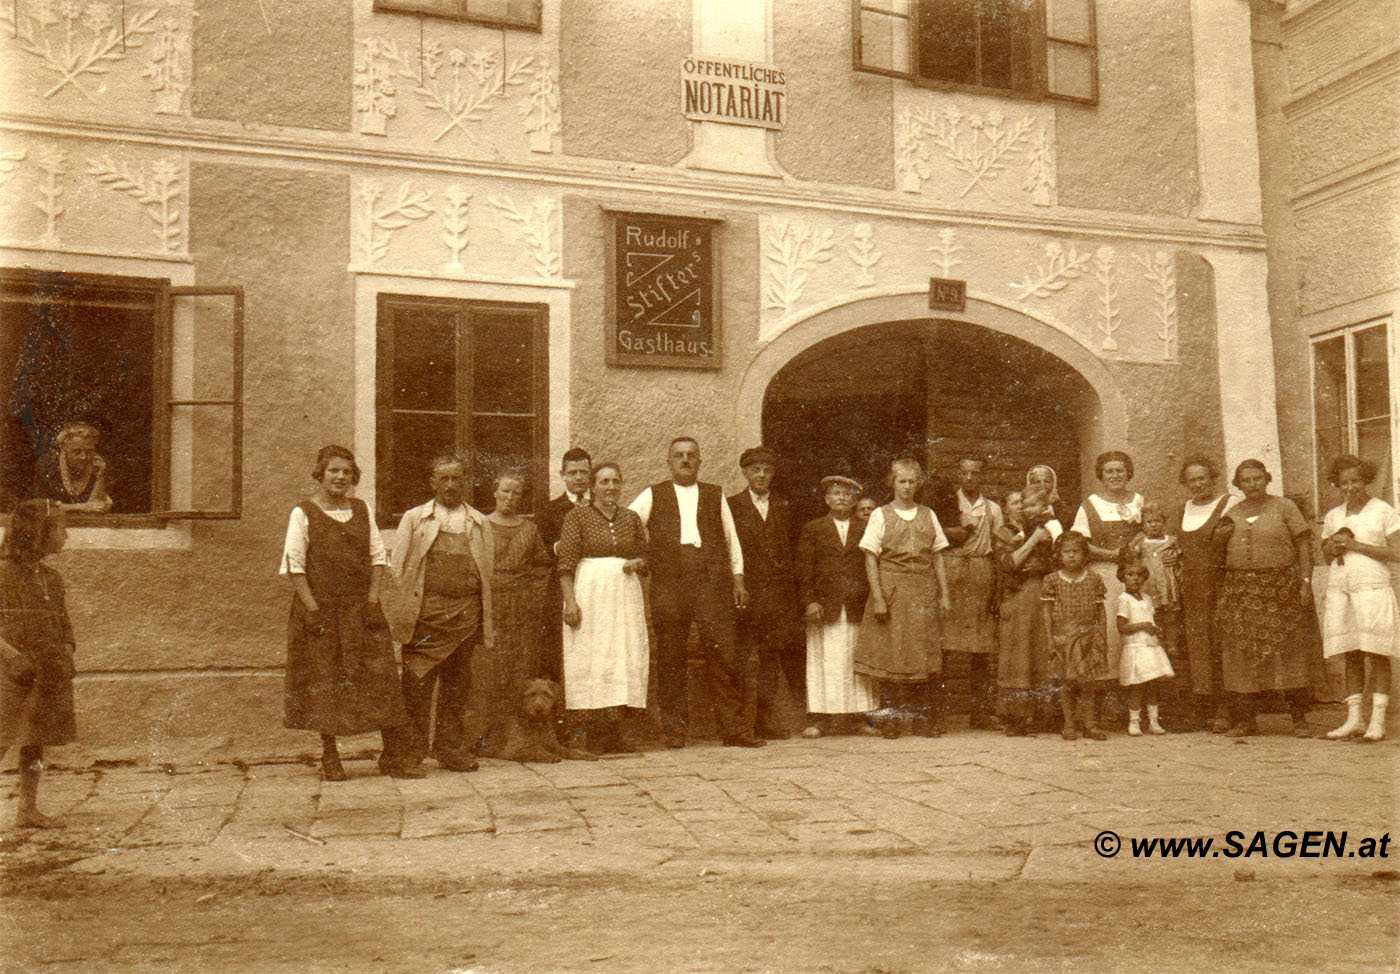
<box><xmin>5</xmin><ymin>718</ymin><xmax>1396</xmax><ymax>885</ymax></box>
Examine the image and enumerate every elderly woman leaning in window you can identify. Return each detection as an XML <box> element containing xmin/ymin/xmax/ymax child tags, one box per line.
<box><xmin>37</xmin><ymin>423</ymin><xmax>112</xmax><ymax>514</ymax></box>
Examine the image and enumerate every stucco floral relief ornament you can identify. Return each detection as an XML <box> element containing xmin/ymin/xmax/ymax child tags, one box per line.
<box><xmin>2</xmin><ymin>0</ymin><xmax>159</xmax><ymax>101</ymax></box>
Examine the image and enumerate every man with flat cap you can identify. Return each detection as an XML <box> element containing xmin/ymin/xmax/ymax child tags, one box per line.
<box><xmin>629</xmin><ymin>436</ymin><xmax>763</xmax><ymax>748</ymax></box>
<box><xmin>728</xmin><ymin>446</ymin><xmax>803</xmax><ymax>738</ymax></box>
<box><xmin>797</xmin><ymin>473</ymin><xmax>879</xmax><ymax>736</ymax></box>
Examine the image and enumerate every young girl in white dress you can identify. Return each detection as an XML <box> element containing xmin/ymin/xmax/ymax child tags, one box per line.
<box><xmin>1117</xmin><ymin>560</ymin><xmax>1175</xmax><ymax>736</ymax></box>
<box><xmin>1320</xmin><ymin>454</ymin><xmax>1399</xmax><ymax>742</ymax></box>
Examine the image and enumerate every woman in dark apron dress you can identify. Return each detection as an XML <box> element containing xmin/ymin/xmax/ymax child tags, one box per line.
<box><xmin>1170</xmin><ymin>457</ymin><xmax>1232</xmax><ymax>732</ymax></box>
<box><xmin>280</xmin><ymin>445</ymin><xmax>416</xmax><ymax>780</ymax></box>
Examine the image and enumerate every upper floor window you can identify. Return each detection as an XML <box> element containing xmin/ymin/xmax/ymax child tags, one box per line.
<box><xmin>855</xmin><ymin>0</ymin><xmax>1098</xmax><ymax>104</ymax></box>
<box><xmin>1313</xmin><ymin>318</ymin><xmax>1394</xmax><ymax>509</ymax></box>
<box><xmin>372</xmin><ymin>0</ymin><xmax>542</xmax><ymax>31</ymax></box>
<box><xmin>0</xmin><ymin>270</ymin><xmax>244</xmax><ymax>521</ymax></box>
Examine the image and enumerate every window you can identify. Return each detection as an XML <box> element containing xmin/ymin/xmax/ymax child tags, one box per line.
<box><xmin>0</xmin><ymin>269</ymin><xmax>244</xmax><ymax>520</ymax></box>
<box><xmin>1313</xmin><ymin>318</ymin><xmax>1394</xmax><ymax>507</ymax></box>
<box><xmin>854</xmin><ymin>0</ymin><xmax>1098</xmax><ymax>103</ymax></box>
<box><xmin>376</xmin><ymin>294</ymin><xmax>548</xmax><ymax>522</ymax></box>
<box><xmin>372</xmin><ymin>0</ymin><xmax>541</xmax><ymax>31</ymax></box>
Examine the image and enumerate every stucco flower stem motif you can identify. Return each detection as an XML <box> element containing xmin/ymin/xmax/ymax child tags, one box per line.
<box><xmin>356</xmin><ymin>180</ymin><xmax>434</xmax><ymax>266</ymax></box>
<box><xmin>929</xmin><ymin>226</ymin><xmax>963</xmax><ymax>278</ymax></box>
<box><xmin>0</xmin><ymin>149</ymin><xmax>26</xmax><ymax>188</ymax></box>
<box><xmin>1009</xmin><ymin>241</ymin><xmax>1092</xmax><ymax>301</ymax></box>
<box><xmin>520</xmin><ymin>59</ymin><xmax>560</xmax><ymax>153</ymax></box>
<box><xmin>87</xmin><ymin>153</ymin><xmax>182</xmax><ymax>252</ymax></box>
<box><xmin>1091</xmin><ymin>246</ymin><xmax>1120</xmax><ymax>352</ymax></box>
<box><xmin>763</xmin><ymin>218</ymin><xmax>835</xmax><ymax>313</ymax></box>
<box><xmin>440</xmin><ymin>189</ymin><xmax>472</xmax><ymax>271</ymax></box>
<box><xmin>847</xmin><ymin>223</ymin><xmax>881</xmax><ymax>288</ymax></box>
<box><xmin>35</xmin><ymin>145</ymin><xmax>66</xmax><ymax>245</ymax></box>
<box><xmin>1136</xmin><ymin>251</ymin><xmax>1178</xmax><ymax>360</ymax></box>
<box><xmin>1</xmin><ymin>3</ymin><xmax>158</xmax><ymax>102</ymax></box>
<box><xmin>489</xmin><ymin>196</ymin><xmax>561</xmax><ymax>280</ymax></box>
<box><xmin>422</xmin><ymin>46</ymin><xmax>534</xmax><ymax>143</ymax></box>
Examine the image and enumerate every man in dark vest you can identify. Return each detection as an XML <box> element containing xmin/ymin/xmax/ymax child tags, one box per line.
<box><xmin>537</xmin><ymin>447</ymin><xmax>592</xmax><ymax>682</ymax></box>
<box><xmin>728</xmin><ymin>446</ymin><xmax>803</xmax><ymax>739</ymax></box>
<box><xmin>629</xmin><ymin>436</ymin><xmax>764</xmax><ymax>748</ymax></box>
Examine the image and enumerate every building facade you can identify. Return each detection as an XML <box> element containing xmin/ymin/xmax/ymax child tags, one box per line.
<box><xmin>0</xmin><ymin>0</ymin><xmax>1391</xmax><ymax>749</ymax></box>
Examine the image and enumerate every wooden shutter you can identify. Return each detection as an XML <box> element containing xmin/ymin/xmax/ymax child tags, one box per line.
<box><xmin>157</xmin><ymin>287</ymin><xmax>244</xmax><ymax>518</ymax></box>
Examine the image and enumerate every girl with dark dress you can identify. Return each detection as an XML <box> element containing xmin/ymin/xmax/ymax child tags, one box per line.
<box><xmin>1169</xmin><ymin>457</ymin><xmax>1233</xmax><ymax>732</ymax></box>
<box><xmin>476</xmin><ymin>470</ymin><xmax>551</xmax><ymax>743</ymax></box>
<box><xmin>0</xmin><ymin>500</ymin><xmax>76</xmax><ymax>828</ymax></box>
<box><xmin>996</xmin><ymin>487</ymin><xmax>1060</xmax><ymax>736</ymax></box>
<box><xmin>280</xmin><ymin>445</ymin><xmax>418</xmax><ymax>780</ymax></box>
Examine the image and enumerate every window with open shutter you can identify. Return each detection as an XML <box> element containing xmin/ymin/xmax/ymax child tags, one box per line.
<box><xmin>0</xmin><ymin>269</ymin><xmax>244</xmax><ymax>522</ymax></box>
<box><xmin>376</xmin><ymin>293</ymin><xmax>548</xmax><ymax>524</ymax></box>
<box><xmin>853</xmin><ymin>0</ymin><xmax>1098</xmax><ymax>104</ymax></box>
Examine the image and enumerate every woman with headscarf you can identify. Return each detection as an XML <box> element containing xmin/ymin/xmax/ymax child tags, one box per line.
<box><xmin>1214</xmin><ymin>459</ymin><xmax>1317</xmax><ymax>737</ymax></box>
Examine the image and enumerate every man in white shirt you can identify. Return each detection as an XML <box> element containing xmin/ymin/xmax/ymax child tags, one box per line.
<box><xmin>630</xmin><ymin>437</ymin><xmax>763</xmax><ymax>748</ymax></box>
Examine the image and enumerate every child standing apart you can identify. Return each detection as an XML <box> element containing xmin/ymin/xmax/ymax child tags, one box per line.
<box><xmin>1116</xmin><ymin>560</ymin><xmax>1175</xmax><ymax>736</ymax></box>
<box><xmin>0</xmin><ymin>500</ymin><xmax>76</xmax><ymax>828</ymax></box>
<box><xmin>1040</xmin><ymin>532</ymin><xmax>1111</xmax><ymax>740</ymax></box>
<box><xmin>856</xmin><ymin>458</ymin><xmax>952</xmax><ymax>738</ymax></box>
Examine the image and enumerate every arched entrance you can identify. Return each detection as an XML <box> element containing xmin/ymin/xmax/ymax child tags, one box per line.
<box><xmin>736</xmin><ymin>293</ymin><xmax>1127</xmax><ymax>524</ymax></box>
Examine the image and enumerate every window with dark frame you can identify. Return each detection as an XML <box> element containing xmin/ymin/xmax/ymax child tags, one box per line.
<box><xmin>372</xmin><ymin>0</ymin><xmax>542</xmax><ymax>31</ymax></box>
<box><xmin>0</xmin><ymin>269</ymin><xmax>244</xmax><ymax>522</ymax></box>
<box><xmin>855</xmin><ymin>0</ymin><xmax>1098</xmax><ymax>104</ymax></box>
<box><xmin>376</xmin><ymin>294</ymin><xmax>548</xmax><ymax>524</ymax></box>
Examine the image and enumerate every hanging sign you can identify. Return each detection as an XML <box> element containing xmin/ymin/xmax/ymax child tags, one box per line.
<box><xmin>681</xmin><ymin>58</ymin><xmax>787</xmax><ymax>130</ymax></box>
<box><xmin>606</xmin><ymin>211</ymin><xmax>722</xmax><ymax>370</ymax></box>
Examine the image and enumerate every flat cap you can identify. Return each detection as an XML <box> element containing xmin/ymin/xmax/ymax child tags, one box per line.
<box><xmin>821</xmin><ymin>474</ymin><xmax>863</xmax><ymax>493</ymax></box>
<box><xmin>739</xmin><ymin>446</ymin><xmax>778</xmax><ymax>468</ymax></box>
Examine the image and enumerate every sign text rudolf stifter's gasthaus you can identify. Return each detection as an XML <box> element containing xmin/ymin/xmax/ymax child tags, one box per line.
<box><xmin>681</xmin><ymin>58</ymin><xmax>786</xmax><ymax>130</ymax></box>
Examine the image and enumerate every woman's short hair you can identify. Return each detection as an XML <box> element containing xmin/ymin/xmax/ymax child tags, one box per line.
<box><xmin>590</xmin><ymin>461</ymin><xmax>622</xmax><ymax>486</ymax></box>
<box><xmin>1231</xmin><ymin>458</ymin><xmax>1272</xmax><ymax>490</ymax></box>
<box><xmin>1117</xmin><ymin>557</ymin><xmax>1150</xmax><ymax>582</ymax></box>
<box><xmin>1327</xmin><ymin>454</ymin><xmax>1378</xmax><ymax>487</ymax></box>
<box><xmin>1178</xmin><ymin>456</ymin><xmax>1219</xmax><ymax>485</ymax></box>
<box><xmin>56</xmin><ymin>422</ymin><xmax>100</xmax><ymax>447</ymax></box>
<box><xmin>887</xmin><ymin>457</ymin><xmax>925</xmax><ymax>488</ymax></box>
<box><xmin>1095</xmin><ymin>450</ymin><xmax>1134</xmax><ymax>480</ymax></box>
<box><xmin>493</xmin><ymin>468</ymin><xmax>529</xmax><ymax>492</ymax></box>
<box><xmin>1</xmin><ymin>499</ymin><xmax>63</xmax><ymax>562</ymax></box>
<box><xmin>313</xmin><ymin>444</ymin><xmax>361</xmax><ymax>484</ymax></box>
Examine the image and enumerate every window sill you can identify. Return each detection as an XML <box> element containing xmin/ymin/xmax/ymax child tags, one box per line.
<box><xmin>0</xmin><ymin>514</ymin><xmax>192</xmax><ymax>550</ymax></box>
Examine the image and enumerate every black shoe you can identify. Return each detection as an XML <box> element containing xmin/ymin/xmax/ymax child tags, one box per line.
<box><xmin>722</xmin><ymin>735</ymin><xmax>767</xmax><ymax>748</ymax></box>
<box><xmin>379</xmin><ymin>760</ymin><xmax>428</xmax><ymax>779</ymax></box>
<box><xmin>433</xmin><ymin>749</ymin><xmax>480</xmax><ymax>772</ymax></box>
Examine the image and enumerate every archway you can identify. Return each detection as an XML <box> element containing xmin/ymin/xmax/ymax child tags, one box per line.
<box><xmin>736</xmin><ymin>293</ymin><xmax>1126</xmax><ymax>524</ymax></box>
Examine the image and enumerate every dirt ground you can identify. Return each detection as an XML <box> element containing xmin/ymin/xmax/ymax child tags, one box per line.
<box><xmin>4</xmin><ymin>867</ymin><xmax>1398</xmax><ymax>973</ymax></box>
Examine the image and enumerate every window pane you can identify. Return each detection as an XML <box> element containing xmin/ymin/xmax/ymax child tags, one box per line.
<box><xmin>1315</xmin><ymin>424</ymin><xmax>1347</xmax><ymax>505</ymax></box>
<box><xmin>917</xmin><ymin>0</ymin><xmax>978</xmax><ymax>86</ymax></box>
<box><xmin>979</xmin><ymin>0</ymin><xmax>1016</xmax><ymax>89</ymax></box>
<box><xmin>1357</xmin><ymin>417</ymin><xmax>1393</xmax><ymax>504</ymax></box>
<box><xmin>467</xmin><ymin>414</ymin><xmax>536</xmax><ymax>510</ymax></box>
<box><xmin>1353</xmin><ymin>324</ymin><xmax>1390</xmax><ymax>421</ymax></box>
<box><xmin>859</xmin><ymin>5</ymin><xmax>913</xmax><ymax>75</ymax></box>
<box><xmin>392</xmin><ymin>307</ymin><xmax>456</xmax><ymax>412</ymax></box>
<box><xmin>172</xmin><ymin>293</ymin><xmax>236</xmax><ymax>402</ymax></box>
<box><xmin>168</xmin><ymin>403</ymin><xmax>234</xmax><ymax>513</ymax></box>
<box><xmin>1046</xmin><ymin>42</ymin><xmax>1094</xmax><ymax>100</ymax></box>
<box><xmin>1313</xmin><ymin>336</ymin><xmax>1347</xmax><ymax>432</ymax></box>
<box><xmin>1046</xmin><ymin>0</ymin><xmax>1093</xmax><ymax>43</ymax></box>
<box><xmin>471</xmin><ymin>310</ymin><xmax>534</xmax><ymax>415</ymax></box>
<box><xmin>390</xmin><ymin>412</ymin><xmax>456</xmax><ymax>516</ymax></box>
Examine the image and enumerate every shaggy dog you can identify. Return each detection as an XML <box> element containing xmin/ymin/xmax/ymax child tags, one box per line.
<box><xmin>479</xmin><ymin>679</ymin><xmax>598</xmax><ymax>763</ymax></box>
